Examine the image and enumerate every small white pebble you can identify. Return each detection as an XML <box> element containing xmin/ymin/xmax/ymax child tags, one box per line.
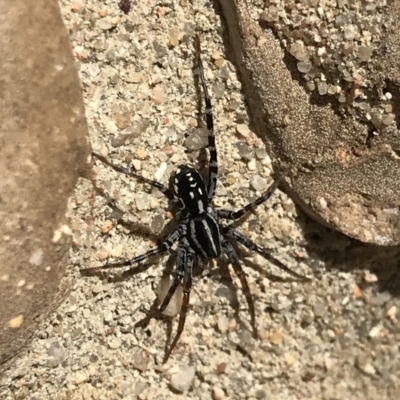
<box><xmin>363</xmin><ymin>363</ymin><xmax>376</xmax><ymax>375</ymax></box>
<box><xmin>152</xmin><ymin>85</ymin><xmax>165</xmax><ymax>104</ymax></box>
<box><xmin>247</xmin><ymin>159</ymin><xmax>257</xmax><ymax>171</ymax></box>
<box><xmin>132</xmin><ymin>159</ymin><xmax>141</xmax><ymax>171</ymax></box>
<box><xmin>212</xmin><ymin>385</ymin><xmax>225</xmax><ymax>400</ymax></box>
<box><xmin>384</xmin><ymin>92</ymin><xmax>392</xmax><ymax>100</ymax></box>
<box><xmin>154</xmin><ymin>162</ymin><xmax>168</xmax><ymax>181</ymax></box>
<box><xmin>217</xmin><ymin>315</ymin><xmax>229</xmax><ymax>333</ymax></box>
<box><xmin>387</xmin><ymin>306</ymin><xmax>397</xmax><ymax>318</ymax></box>
<box><xmin>135</xmin><ymin>194</ymin><xmax>149</xmax><ymax>211</ymax></box>
<box><xmin>368</xmin><ymin>324</ymin><xmax>382</xmax><ymax>338</ymax></box>
<box><xmin>364</xmin><ymin>271</ymin><xmax>378</xmax><ymax>283</ymax></box>
<box><xmin>74</xmin><ymin>372</ymin><xmax>87</xmax><ymax>385</ymax></box>
<box><xmin>236</xmin><ymin>124</ymin><xmax>250</xmax><ymax>137</ymax></box>
<box><xmin>108</xmin><ymin>337</ymin><xmax>122</xmax><ymax>349</ymax></box>
<box><xmin>250</xmin><ymin>175</ymin><xmax>268</xmax><ymax>191</ymax></box>
<box><xmin>319</xmin><ymin>197</ymin><xmax>327</xmax><ymax>209</ymax></box>
<box><xmin>170</xmin><ymin>366</ymin><xmax>196</xmax><ymax>393</ymax></box>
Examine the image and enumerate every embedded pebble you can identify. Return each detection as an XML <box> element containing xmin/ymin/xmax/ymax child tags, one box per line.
<box><xmin>131</xmin><ymin>350</ymin><xmax>150</xmax><ymax>372</ymax></box>
<box><xmin>220</xmin><ymin>64</ymin><xmax>231</xmax><ymax>80</ymax></box>
<box><xmin>126</xmin><ymin>70</ymin><xmax>142</xmax><ymax>84</ymax></box>
<box><xmin>151</xmin><ymin>213</ymin><xmax>165</xmax><ymax>235</ymax></box>
<box><xmin>217</xmin><ymin>315</ymin><xmax>229</xmax><ymax>333</ymax></box>
<box><xmin>47</xmin><ymin>342</ymin><xmax>65</xmax><ymax>368</ymax></box>
<box><xmin>255</xmin><ymin>148</ymin><xmax>267</xmax><ymax>160</ymax></box>
<box><xmin>358</xmin><ymin>46</ymin><xmax>373</xmax><ymax>62</ymax></box>
<box><xmin>132</xmin><ymin>159</ymin><xmax>142</xmax><ymax>171</ymax></box>
<box><xmin>170</xmin><ymin>366</ymin><xmax>196</xmax><ymax>393</ymax></box>
<box><xmin>185</xmin><ymin>128</ymin><xmax>208</xmax><ymax>150</ymax></box>
<box><xmin>387</xmin><ymin>306</ymin><xmax>397</xmax><ymax>318</ymax></box>
<box><xmin>96</xmin><ymin>19</ymin><xmax>113</xmax><ymax>31</ymax></box>
<box><xmin>152</xmin><ymin>85</ymin><xmax>165</xmax><ymax>105</ymax></box>
<box><xmin>313</xmin><ymin>300</ymin><xmax>327</xmax><ymax>318</ymax></box>
<box><xmin>318</xmin><ymin>82</ymin><xmax>328</xmax><ymax>95</ymax></box>
<box><xmin>250</xmin><ymin>175</ymin><xmax>268</xmax><ymax>191</ymax></box>
<box><xmin>236</xmin><ymin>142</ymin><xmax>253</xmax><ymax>161</ymax></box>
<box><xmin>154</xmin><ymin>162</ymin><xmax>168</xmax><ymax>181</ymax></box>
<box><xmin>111</xmin><ymin>104</ymin><xmax>131</xmax><ymax>130</ymax></box>
<box><xmin>247</xmin><ymin>159</ymin><xmax>257</xmax><ymax>171</ymax></box>
<box><xmin>297</xmin><ymin>60</ymin><xmax>312</xmax><ymax>73</ymax></box>
<box><xmin>131</xmin><ymin>381</ymin><xmax>147</xmax><ymax>396</ymax></box>
<box><xmin>101</xmin><ymin>220</ymin><xmax>113</xmax><ymax>234</ymax></box>
<box><xmin>289</xmin><ymin>41</ymin><xmax>309</xmax><ymax>61</ymax></box>
<box><xmin>135</xmin><ymin>194</ymin><xmax>150</xmax><ymax>211</ymax></box>
<box><xmin>92</xmin><ymin>282</ymin><xmax>104</xmax><ymax>294</ymax></box>
<box><xmin>236</xmin><ymin>124</ymin><xmax>250</xmax><ymax>137</ymax></box>
<box><xmin>212</xmin><ymin>386</ymin><xmax>225</xmax><ymax>400</ymax></box>
<box><xmin>169</xmin><ymin>28</ymin><xmax>180</xmax><ymax>46</ymax></box>
<box><xmin>344</xmin><ymin>25</ymin><xmax>357</xmax><ymax>40</ymax></box>
<box><xmin>111</xmin><ymin>133</ymin><xmax>134</xmax><ymax>148</ymax></box>
<box><xmin>269</xmin><ymin>329</ymin><xmax>283</xmax><ymax>345</ymax></box>
<box><xmin>108</xmin><ymin>337</ymin><xmax>122</xmax><ymax>349</ymax></box>
<box><xmin>369</xmin><ymin>325</ymin><xmax>383</xmax><ymax>338</ymax></box>
<box><xmin>372</xmin><ymin>291</ymin><xmax>391</xmax><ymax>306</ymax></box>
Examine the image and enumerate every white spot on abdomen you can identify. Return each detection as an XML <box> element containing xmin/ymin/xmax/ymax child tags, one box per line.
<box><xmin>198</xmin><ymin>200</ymin><xmax>204</xmax><ymax>213</ymax></box>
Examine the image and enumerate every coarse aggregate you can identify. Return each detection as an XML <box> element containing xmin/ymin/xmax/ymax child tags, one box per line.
<box><xmin>1</xmin><ymin>1</ymin><xmax>400</xmax><ymax>399</ymax></box>
<box><xmin>257</xmin><ymin>0</ymin><xmax>395</xmax><ymax>129</ymax></box>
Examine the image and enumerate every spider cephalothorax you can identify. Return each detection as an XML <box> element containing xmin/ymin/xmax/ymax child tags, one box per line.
<box><xmin>84</xmin><ymin>36</ymin><xmax>306</xmax><ymax>363</ymax></box>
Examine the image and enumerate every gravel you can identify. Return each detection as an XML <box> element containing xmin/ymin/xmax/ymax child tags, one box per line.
<box><xmin>1</xmin><ymin>1</ymin><xmax>400</xmax><ymax>399</ymax></box>
<box><xmin>256</xmin><ymin>0</ymin><xmax>394</xmax><ymax>127</ymax></box>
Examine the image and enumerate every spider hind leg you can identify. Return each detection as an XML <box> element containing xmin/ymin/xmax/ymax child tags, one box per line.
<box><xmin>222</xmin><ymin>240</ymin><xmax>257</xmax><ymax>338</ymax></box>
<box><xmin>223</xmin><ymin>227</ymin><xmax>309</xmax><ymax>281</ymax></box>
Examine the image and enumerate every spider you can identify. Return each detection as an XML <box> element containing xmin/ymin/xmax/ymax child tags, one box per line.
<box><xmin>84</xmin><ymin>36</ymin><xmax>307</xmax><ymax>363</ymax></box>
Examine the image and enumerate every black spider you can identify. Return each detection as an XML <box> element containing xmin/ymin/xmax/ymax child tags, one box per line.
<box><xmin>84</xmin><ymin>36</ymin><xmax>307</xmax><ymax>363</ymax></box>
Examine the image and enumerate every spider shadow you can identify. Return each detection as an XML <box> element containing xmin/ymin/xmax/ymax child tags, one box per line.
<box><xmin>193</xmin><ymin>238</ymin><xmax>307</xmax><ymax>341</ymax></box>
<box><xmin>88</xmin><ymin>173</ymin><xmax>181</xmax><ymax>245</ymax></box>
<box><xmin>132</xmin><ymin>253</ymin><xmax>179</xmax><ymax>360</ymax></box>
<box><xmin>83</xmin><ymin>231</ymin><xmax>179</xmax><ymax>359</ymax></box>
<box><xmin>293</xmin><ymin>206</ymin><xmax>400</xmax><ymax>297</ymax></box>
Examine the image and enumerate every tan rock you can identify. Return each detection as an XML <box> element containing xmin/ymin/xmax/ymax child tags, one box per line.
<box><xmin>0</xmin><ymin>0</ymin><xmax>90</xmax><ymax>369</ymax></box>
<box><xmin>218</xmin><ymin>0</ymin><xmax>400</xmax><ymax>245</ymax></box>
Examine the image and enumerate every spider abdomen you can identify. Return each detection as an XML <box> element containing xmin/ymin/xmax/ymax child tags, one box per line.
<box><xmin>187</xmin><ymin>214</ymin><xmax>221</xmax><ymax>260</ymax></box>
<box><xmin>174</xmin><ymin>165</ymin><xmax>209</xmax><ymax>216</ymax></box>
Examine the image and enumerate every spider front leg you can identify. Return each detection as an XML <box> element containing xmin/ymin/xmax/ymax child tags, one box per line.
<box><xmin>195</xmin><ymin>36</ymin><xmax>218</xmax><ymax>202</ymax></box>
<box><xmin>221</xmin><ymin>240</ymin><xmax>256</xmax><ymax>338</ymax></box>
<box><xmin>81</xmin><ymin>225</ymin><xmax>184</xmax><ymax>275</ymax></box>
<box><xmin>92</xmin><ymin>152</ymin><xmax>179</xmax><ymax>204</ymax></box>
<box><xmin>222</xmin><ymin>227</ymin><xmax>309</xmax><ymax>281</ymax></box>
<box><xmin>218</xmin><ymin>168</ymin><xmax>290</xmax><ymax>220</ymax></box>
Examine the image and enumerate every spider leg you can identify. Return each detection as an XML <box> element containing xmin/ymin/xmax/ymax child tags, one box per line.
<box><xmin>81</xmin><ymin>225</ymin><xmax>184</xmax><ymax>275</ymax></box>
<box><xmin>162</xmin><ymin>242</ymin><xmax>194</xmax><ymax>363</ymax></box>
<box><xmin>92</xmin><ymin>152</ymin><xmax>178</xmax><ymax>203</ymax></box>
<box><xmin>195</xmin><ymin>36</ymin><xmax>218</xmax><ymax>202</ymax></box>
<box><xmin>157</xmin><ymin>241</ymin><xmax>188</xmax><ymax>314</ymax></box>
<box><xmin>218</xmin><ymin>168</ymin><xmax>290</xmax><ymax>220</ymax></box>
<box><xmin>221</xmin><ymin>240</ymin><xmax>256</xmax><ymax>338</ymax></box>
<box><xmin>222</xmin><ymin>227</ymin><xmax>309</xmax><ymax>281</ymax></box>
